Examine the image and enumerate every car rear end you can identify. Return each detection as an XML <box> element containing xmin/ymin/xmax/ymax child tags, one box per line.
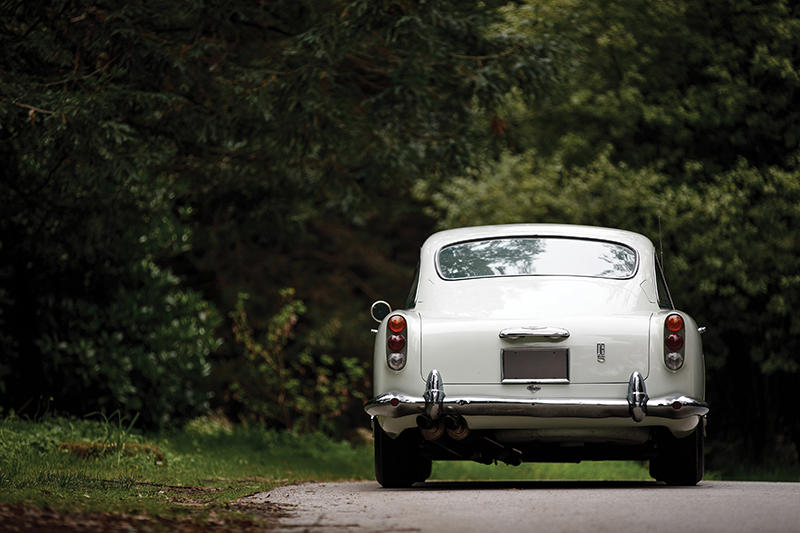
<box><xmin>366</xmin><ymin>224</ymin><xmax>708</xmax><ymax>485</ymax></box>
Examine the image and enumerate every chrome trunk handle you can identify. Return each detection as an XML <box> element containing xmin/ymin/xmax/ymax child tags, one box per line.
<box><xmin>499</xmin><ymin>327</ymin><xmax>570</xmax><ymax>340</ymax></box>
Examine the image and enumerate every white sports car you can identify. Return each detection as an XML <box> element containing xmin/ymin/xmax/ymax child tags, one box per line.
<box><xmin>365</xmin><ymin>224</ymin><xmax>708</xmax><ymax>487</ymax></box>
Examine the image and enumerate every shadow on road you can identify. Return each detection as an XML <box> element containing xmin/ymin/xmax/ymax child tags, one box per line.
<box><xmin>399</xmin><ymin>480</ymin><xmax>679</xmax><ymax>491</ymax></box>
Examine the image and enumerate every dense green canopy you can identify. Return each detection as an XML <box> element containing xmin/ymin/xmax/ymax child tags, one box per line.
<box><xmin>1</xmin><ymin>0</ymin><xmax>798</xmax><ymax>468</ymax></box>
<box><xmin>1</xmin><ymin>0</ymin><xmax>555</xmax><ymax>426</ymax></box>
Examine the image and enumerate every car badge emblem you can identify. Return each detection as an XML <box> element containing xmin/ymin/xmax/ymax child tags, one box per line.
<box><xmin>596</xmin><ymin>343</ymin><xmax>606</xmax><ymax>363</ymax></box>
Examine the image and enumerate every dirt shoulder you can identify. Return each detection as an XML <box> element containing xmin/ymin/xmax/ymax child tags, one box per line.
<box><xmin>0</xmin><ymin>500</ymin><xmax>292</xmax><ymax>533</ymax></box>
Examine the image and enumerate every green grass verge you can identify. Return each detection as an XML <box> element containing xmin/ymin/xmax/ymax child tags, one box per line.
<box><xmin>1</xmin><ymin>415</ymin><xmax>797</xmax><ymax>529</ymax></box>
<box><xmin>431</xmin><ymin>459</ymin><xmax>658</xmax><ymax>481</ymax></box>
<box><xmin>0</xmin><ymin>414</ymin><xmax>373</xmax><ymax>528</ymax></box>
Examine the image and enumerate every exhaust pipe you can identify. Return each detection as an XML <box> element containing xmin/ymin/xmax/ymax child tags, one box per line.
<box><xmin>444</xmin><ymin>415</ymin><xmax>470</xmax><ymax>441</ymax></box>
<box><xmin>417</xmin><ymin>415</ymin><xmax>445</xmax><ymax>441</ymax></box>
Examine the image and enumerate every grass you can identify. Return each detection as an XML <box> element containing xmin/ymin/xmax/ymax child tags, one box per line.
<box><xmin>0</xmin><ymin>414</ymin><xmax>797</xmax><ymax>529</ymax></box>
<box><xmin>431</xmin><ymin>459</ymin><xmax>657</xmax><ymax>481</ymax></box>
<box><xmin>0</xmin><ymin>414</ymin><xmax>374</xmax><ymax>529</ymax></box>
<box><xmin>711</xmin><ymin>465</ymin><xmax>800</xmax><ymax>482</ymax></box>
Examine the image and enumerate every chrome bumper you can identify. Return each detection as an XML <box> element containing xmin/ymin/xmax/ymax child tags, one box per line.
<box><xmin>365</xmin><ymin>370</ymin><xmax>709</xmax><ymax>422</ymax></box>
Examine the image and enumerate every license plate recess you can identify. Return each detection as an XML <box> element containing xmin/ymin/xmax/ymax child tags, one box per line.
<box><xmin>502</xmin><ymin>348</ymin><xmax>569</xmax><ymax>383</ymax></box>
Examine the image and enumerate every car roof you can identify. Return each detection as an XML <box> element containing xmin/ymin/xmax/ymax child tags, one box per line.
<box><xmin>422</xmin><ymin>224</ymin><xmax>654</xmax><ymax>253</ymax></box>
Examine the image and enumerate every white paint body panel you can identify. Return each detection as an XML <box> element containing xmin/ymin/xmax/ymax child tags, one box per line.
<box><xmin>372</xmin><ymin>224</ymin><xmax>706</xmax><ymax>438</ymax></box>
<box><xmin>420</xmin><ymin>313</ymin><xmax>651</xmax><ymax>384</ymax></box>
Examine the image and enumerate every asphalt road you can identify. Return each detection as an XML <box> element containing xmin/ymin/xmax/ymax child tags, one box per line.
<box><xmin>243</xmin><ymin>480</ymin><xmax>800</xmax><ymax>533</ymax></box>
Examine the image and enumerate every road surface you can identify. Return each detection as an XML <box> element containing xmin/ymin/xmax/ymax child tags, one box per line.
<box><xmin>242</xmin><ymin>480</ymin><xmax>800</xmax><ymax>532</ymax></box>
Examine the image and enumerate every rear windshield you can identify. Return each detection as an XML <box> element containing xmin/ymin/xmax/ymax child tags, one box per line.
<box><xmin>437</xmin><ymin>237</ymin><xmax>637</xmax><ymax>280</ymax></box>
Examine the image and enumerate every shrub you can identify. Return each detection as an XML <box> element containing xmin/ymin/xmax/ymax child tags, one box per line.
<box><xmin>229</xmin><ymin>289</ymin><xmax>367</xmax><ymax>433</ymax></box>
<box><xmin>24</xmin><ymin>259</ymin><xmax>221</xmax><ymax>428</ymax></box>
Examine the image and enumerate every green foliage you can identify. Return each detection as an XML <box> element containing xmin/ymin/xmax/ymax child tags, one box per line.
<box><xmin>415</xmin><ymin>148</ymin><xmax>665</xmax><ymax>229</ymax></box>
<box><xmin>0</xmin><ymin>415</ymin><xmax>375</xmax><ymax>520</ymax></box>
<box><xmin>0</xmin><ymin>248</ymin><xmax>220</xmax><ymax>426</ymax></box>
<box><xmin>229</xmin><ymin>290</ymin><xmax>367</xmax><ymax>432</ymax></box>
<box><xmin>0</xmin><ymin>0</ymin><xmax>559</xmax><ymax>431</ymax></box>
<box><xmin>500</xmin><ymin>0</ymin><xmax>800</xmax><ymax>172</ymax></box>
<box><xmin>3</xmin><ymin>0</ymin><xmax>796</xmax><ymax>469</ymax></box>
<box><xmin>182</xmin><ymin>411</ymin><xmax>234</xmax><ymax>437</ymax></box>
<box><xmin>39</xmin><ymin>259</ymin><xmax>220</xmax><ymax>427</ymax></box>
<box><xmin>431</xmin><ymin>460</ymin><xmax>653</xmax><ymax>481</ymax></box>
<box><xmin>0</xmin><ymin>1</ymin><xmax>226</xmax><ymax>426</ymax></box>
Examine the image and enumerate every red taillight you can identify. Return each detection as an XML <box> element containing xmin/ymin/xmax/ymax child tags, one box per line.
<box><xmin>388</xmin><ymin>315</ymin><xmax>406</xmax><ymax>333</ymax></box>
<box><xmin>665</xmin><ymin>333</ymin><xmax>684</xmax><ymax>351</ymax></box>
<box><xmin>664</xmin><ymin>314</ymin><xmax>686</xmax><ymax>371</ymax></box>
<box><xmin>666</xmin><ymin>314</ymin><xmax>684</xmax><ymax>332</ymax></box>
<box><xmin>388</xmin><ymin>334</ymin><xmax>406</xmax><ymax>351</ymax></box>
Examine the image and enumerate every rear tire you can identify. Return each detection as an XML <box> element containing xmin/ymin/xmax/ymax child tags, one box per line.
<box><xmin>374</xmin><ymin>422</ymin><xmax>432</xmax><ymax>488</ymax></box>
<box><xmin>650</xmin><ymin>420</ymin><xmax>704</xmax><ymax>486</ymax></box>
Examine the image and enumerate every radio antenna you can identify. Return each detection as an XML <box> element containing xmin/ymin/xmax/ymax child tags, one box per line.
<box><xmin>658</xmin><ymin>214</ymin><xmax>664</xmax><ymax>267</ymax></box>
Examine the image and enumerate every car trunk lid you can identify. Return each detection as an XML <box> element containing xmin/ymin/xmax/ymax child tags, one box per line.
<box><xmin>419</xmin><ymin>314</ymin><xmax>650</xmax><ymax>384</ymax></box>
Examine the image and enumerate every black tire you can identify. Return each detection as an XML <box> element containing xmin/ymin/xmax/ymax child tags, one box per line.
<box><xmin>650</xmin><ymin>420</ymin><xmax>704</xmax><ymax>486</ymax></box>
<box><xmin>374</xmin><ymin>422</ymin><xmax>432</xmax><ymax>488</ymax></box>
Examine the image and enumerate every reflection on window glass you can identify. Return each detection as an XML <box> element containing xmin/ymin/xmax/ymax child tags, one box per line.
<box><xmin>438</xmin><ymin>238</ymin><xmax>637</xmax><ymax>280</ymax></box>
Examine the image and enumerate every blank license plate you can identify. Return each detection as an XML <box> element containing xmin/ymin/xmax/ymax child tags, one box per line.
<box><xmin>502</xmin><ymin>349</ymin><xmax>569</xmax><ymax>383</ymax></box>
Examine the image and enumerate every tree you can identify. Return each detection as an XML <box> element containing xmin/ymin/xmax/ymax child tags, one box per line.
<box><xmin>0</xmin><ymin>0</ymin><xmax>559</xmax><ymax>428</ymax></box>
<box><xmin>497</xmin><ymin>0</ymin><xmax>800</xmax><ymax>173</ymax></box>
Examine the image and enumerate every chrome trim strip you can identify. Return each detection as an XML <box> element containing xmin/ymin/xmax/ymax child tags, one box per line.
<box><xmin>499</xmin><ymin>327</ymin><xmax>570</xmax><ymax>340</ymax></box>
<box><xmin>364</xmin><ymin>393</ymin><xmax>709</xmax><ymax>420</ymax></box>
<box><xmin>501</xmin><ymin>378</ymin><xmax>570</xmax><ymax>384</ymax></box>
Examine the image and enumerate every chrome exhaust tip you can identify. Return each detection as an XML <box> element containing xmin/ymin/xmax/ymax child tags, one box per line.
<box><xmin>417</xmin><ymin>415</ymin><xmax>445</xmax><ymax>440</ymax></box>
<box><xmin>444</xmin><ymin>415</ymin><xmax>470</xmax><ymax>441</ymax></box>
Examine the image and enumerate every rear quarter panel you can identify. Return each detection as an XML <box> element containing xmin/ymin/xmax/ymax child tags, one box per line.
<box><xmin>373</xmin><ymin>310</ymin><xmax>425</xmax><ymax>396</ymax></box>
<box><xmin>647</xmin><ymin>310</ymin><xmax>705</xmax><ymax>400</ymax></box>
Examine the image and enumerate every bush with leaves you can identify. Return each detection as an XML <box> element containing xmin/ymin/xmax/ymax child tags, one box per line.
<box><xmin>29</xmin><ymin>258</ymin><xmax>220</xmax><ymax>428</ymax></box>
<box><xmin>0</xmin><ymin>0</ymin><xmax>560</xmax><ymax>428</ymax></box>
<box><xmin>229</xmin><ymin>289</ymin><xmax>367</xmax><ymax>433</ymax></box>
<box><xmin>497</xmin><ymin>0</ymin><xmax>800</xmax><ymax>172</ymax></box>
